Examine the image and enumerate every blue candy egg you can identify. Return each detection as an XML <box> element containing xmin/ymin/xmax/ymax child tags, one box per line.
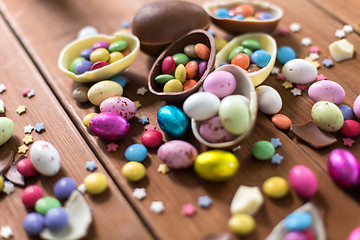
<box><xmin>75</xmin><ymin>60</ymin><xmax>93</xmax><ymax>74</ymax></box>
<box><xmin>284</xmin><ymin>211</ymin><xmax>313</xmax><ymax>231</ymax></box>
<box><xmin>251</xmin><ymin>50</ymin><xmax>271</xmax><ymax>68</ymax></box>
<box><xmin>110</xmin><ymin>75</ymin><xmax>127</xmax><ymax>88</ymax></box>
<box><xmin>214</xmin><ymin>8</ymin><xmax>231</xmax><ymax>18</ymax></box>
<box><xmin>125</xmin><ymin>144</ymin><xmax>148</xmax><ymax>162</ymax></box>
<box><xmin>23</xmin><ymin>212</ymin><xmax>45</xmax><ymax>235</ymax></box>
<box><xmin>339</xmin><ymin>104</ymin><xmax>354</xmax><ymax>120</ymax></box>
<box><xmin>53</xmin><ymin>177</ymin><xmax>77</xmax><ymax>199</ymax></box>
<box><xmin>157</xmin><ymin>105</ymin><xmax>189</xmax><ymax>138</ymax></box>
<box><xmin>257</xmin><ymin>12</ymin><xmax>274</xmax><ymax>20</ymax></box>
<box><xmin>45</xmin><ymin>207</ymin><xmax>68</xmax><ymax>231</ymax></box>
<box><xmin>277</xmin><ymin>46</ymin><xmax>296</xmax><ymax>64</ymax></box>
<box><xmin>232</xmin><ymin>14</ymin><xmax>245</xmax><ymax>20</ymax></box>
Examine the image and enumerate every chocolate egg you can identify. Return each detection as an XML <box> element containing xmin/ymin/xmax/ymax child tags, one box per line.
<box><xmin>132</xmin><ymin>1</ymin><xmax>210</xmax><ymax>56</ymax></box>
<box><xmin>89</xmin><ymin>112</ymin><xmax>130</xmax><ymax>141</ymax></box>
<box><xmin>157</xmin><ymin>105</ymin><xmax>189</xmax><ymax>138</ymax></box>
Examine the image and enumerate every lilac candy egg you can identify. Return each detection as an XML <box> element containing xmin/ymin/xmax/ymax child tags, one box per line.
<box><xmin>199</xmin><ymin>116</ymin><xmax>237</xmax><ymax>143</ymax></box>
<box><xmin>289</xmin><ymin>165</ymin><xmax>317</xmax><ymax>198</ymax></box>
<box><xmin>198</xmin><ymin>61</ymin><xmax>208</xmax><ymax>78</ymax></box>
<box><xmin>348</xmin><ymin>226</ymin><xmax>360</xmax><ymax>240</ymax></box>
<box><xmin>157</xmin><ymin>140</ymin><xmax>198</xmax><ymax>169</ymax></box>
<box><xmin>353</xmin><ymin>95</ymin><xmax>360</xmax><ymax>119</ymax></box>
<box><xmin>339</xmin><ymin>104</ymin><xmax>355</xmax><ymax>120</ymax></box>
<box><xmin>89</xmin><ymin>112</ymin><xmax>130</xmax><ymax>141</ymax></box>
<box><xmin>92</xmin><ymin>40</ymin><xmax>110</xmax><ymax>50</ymax></box>
<box><xmin>80</xmin><ymin>48</ymin><xmax>93</xmax><ymax>60</ymax></box>
<box><xmin>75</xmin><ymin>60</ymin><xmax>93</xmax><ymax>75</ymax></box>
<box><xmin>203</xmin><ymin>70</ymin><xmax>236</xmax><ymax>98</ymax></box>
<box><xmin>328</xmin><ymin>149</ymin><xmax>360</xmax><ymax>188</ymax></box>
<box><xmin>100</xmin><ymin>96</ymin><xmax>137</xmax><ymax>120</ymax></box>
<box><xmin>308</xmin><ymin>80</ymin><xmax>345</xmax><ymax>104</ymax></box>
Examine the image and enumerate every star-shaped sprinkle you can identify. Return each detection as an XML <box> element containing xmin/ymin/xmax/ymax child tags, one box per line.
<box><xmin>18</xmin><ymin>144</ymin><xmax>29</xmax><ymax>154</ymax></box>
<box><xmin>85</xmin><ymin>160</ymin><xmax>98</xmax><ymax>172</ymax></box>
<box><xmin>335</xmin><ymin>29</ymin><xmax>346</xmax><ymax>38</ymax></box>
<box><xmin>343</xmin><ymin>24</ymin><xmax>353</xmax><ymax>34</ymax></box>
<box><xmin>182</xmin><ymin>203</ymin><xmax>196</xmax><ymax>216</ymax></box>
<box><xmin>150</xmin><ymin>201</ymin><xmax>165</xmax><ymax>214</ymax></box>
<box><xmin>271</xmin><ymin>153</ymin><xmax>283</xmax><ymax>164</ymax></box>
<box><xmin>145</xmin><ymin>125</ymin><xmax>156</xmax><ymax>131</ymax></box>
<box><xmin>309</xmin><ymin>53</ymin><xmax>320</xmax><ymax>60</ymax></box>
<box><xmin>0</xmin><ymin>225</ymin><xmax>13</xmax><ymax>239</ymax></box>
<box><xmin>2</xmin><ymin>181</ymin><xmax>14</xmax><ymax>195</ymax></box>
<box><xmin>198</xmin><ymin>196</ymin><xmax>212</xmax><ymax>208</ymax></box>
<box><xmin>322</xmin><ymin>58</ymin><xmax>334</xmax><ymax>67</ymax></box>
<box><xmin>277</xmin><ymin>73</ymin><xmax>285</xmax><ymax>81</ymax></box>
<box><xmin>22</xmin><ymin>88</ymin><xmax>31</xmax><ymax>96</ymax></box>
<box><xmin>133</xmin><ymin>188</ymin><xmax>147</xmax><ymax>200</ymax></box>
<box><xmin>24</xmin><ymin>125</ymin><xmax>34</xmax><ymax>134</ymax></box>
<box><xmin>296</xmin><ymin>84</ymin><xmax>307</xmax><ymax>90</ymax></box>
<box><xmin>139</xmin><ymin>116</ymin><xmax>149</xmax><ymax>125</ymax></box>
<box><xmin>137</xmin><ymin>87</ymin><xmax>148</xmax><ymax>96</ymax></box>
<box><xmin>16</xmin><ymin>105</ymin><xmax>26</xmax><ymax>115</ymax></box>
<box><xmin>27</xmin><ymin>89</ymin><xmax>35</xmax><ymax>98</ymax></box>
<box><xmin>291</xmin><ymin>88</ymin><xmax>302</xmax><ymax>96</ymax></box>
<box><xmin>305</xmin><ymin>57</ymin><xmax>320</xmax><ymax>69</ymax></box>
<box><xmin>23</xmin><ymin>135</ymin><xmax>33</xmax><ymax>145</ymax></box>
<box><xmin>232</xmin><ymin>145</ymin><xmax>241</xmax><ymax>152</ymax></box>
<box><xmin>207</xmin><ymin>28</ymin><xmax>216</xmax><ymax>36</ymax></box>
<box><xmin>34</xmin><ymin>123</ymin><xmax>45</xmax><ymax>133</ymax></box>
<box><xmin>282</xmin><ymin>81</ymin><xmax>293</xmax><ymax>89</ymax></box>
<box><xmin>157</xmin><ymin>164</ymin><xmax>170</xmax><ymax>174</ymax></box>
<box><xmin>317</xmin><ymin>74</ymin><xmax>327</xmax><ymax>81</ymax></box>
<box><xmin>271</xmin><ymin>66</ymin><xmax>280</xmax><ymax>75</ymax></box>
<box><xmin>133</xmin><ymin>100</ymin><xmax>142</xmax><ymax>109</ymax></box>
<box><xmin>0</xmin><ymin>99</ymin><xmax>4</xmax><ymax>113</ymax></box>
<box><xmin>278</xmin><ymin>27</ymin><xmax>289</xmax><ymax>36</ymax></box>
<box><xmin>0</xmin><ymin>84</ymin><xmax>6</xmax><ymax>94</ymax></box>
<box><xmin>270</xmin><ymin>138</ymin><xmax>282</xmax><ymax>148</ymax></box>
<box><xmin>121</xmin><ymin>20</ymin><xmax>131</xmax><ymax>29</ymax></box>
<box><xmin>289</xmin><ymin>22</ymin><xmax>301</xmax><ymax>32</ymax></box>
<box><xmin>309</xmin><ymin>46</ymin><xmax>320</xmax><ymax>53</ymax></box>
<box><xmin>77</xmin><ymin>184</ymin><xmax>86</xmax><ymax>194</ymax></box>
<box><xmin>301</xmin><ymin>37</ymin><xmax>312</xmax><ymax>46</ymax></box>
<box><xmin>107</xmin><ymin>143</ymin><xmax>118</xmax><ymax>152</ymax></box>
<box><xmin>343</xmin><ymin>137</ymin><xmax>355</xmax><ymax>147</ymax></box>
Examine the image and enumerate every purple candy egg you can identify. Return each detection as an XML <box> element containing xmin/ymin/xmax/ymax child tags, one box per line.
<box><xmin>328</xmin><ymin>149</ymin><xmax>360</xmax><ymax>188</ymax></box>
<box><xmin>80</xmin><ymin>48</ymin><xmax>93</xmax><ymax>60</ymax></box>
<box><xmin>198</xmin><ymin>61</ymin><xmax>208</xmax><ymax>78</ymax></box>
<box><xmin>92</xmin><ymin>40</ymin><xmax>110</xmax><ymax>50</ymax></box>
<box><xmin>75</xmin><ymin>60</ymin><xmax>93</xmax><ymax>74</ymax></box>
<box><xmin>161</xmin><ymin>56</ymin><xmax>175</xmax><ymax>74</ymax></box>
<box><xmin>45</xmin><ymin>207</ymin><xmax>68</xmax><ymax>231</ymax></box>
<box><xmin>89</xmin><ymin>112</ymin><xmax>130</xmax><ymax>141</ymax></box>
<box><xmin>258</xmin><ymin>12</ymin><xmax>274</xmax><ymax>20</ymax></box>
<box><xmin>23</xmin><ymin>212</ymin><xmax>46</xmax><ymax>235</ymax></box>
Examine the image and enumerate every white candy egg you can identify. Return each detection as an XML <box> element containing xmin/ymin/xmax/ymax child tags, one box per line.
<box><xmin>282</xmin><ymin>58</ymin><xmax>317</xmax><ymax>84</ymax></box>
<box><xmin>256</xmin><ymin>85</ymin><xmax>282</xmax><ymax>115</ymax></box>
<box><xmin>183</xmin><ymin>92</ymin><xmax>220</xmax><ymax>121</ymax></box>
<box><xmin>30</xmin><ymin>141</ymin><xmax>61</xmax><ymax>176</ymax></box>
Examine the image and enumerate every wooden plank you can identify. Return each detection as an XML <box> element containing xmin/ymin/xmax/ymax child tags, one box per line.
<box><xmin>1</xmin><ymin>0</ymin><xmax>359</xmax><ymax>239</ymax></box>
<box><xmin>0</xmin><ymin>14</ymin><xmax>152</xmax><ymax>240</ymax></box>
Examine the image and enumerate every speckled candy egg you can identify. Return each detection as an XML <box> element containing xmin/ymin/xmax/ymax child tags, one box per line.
<box><xmin>157</xmin><ymin>105</ymin><xmax>189</xmax><ymax>138</ymax></box>
<box><xmin>157</xmin><ymin>140</ymin><xmax>198</xmax><ymax>169</ymax></box>
<box><xmin>89</xmin><ymin>112</ymin><xmax>130</xmax><ymax>141</ymax></box>
<box><xmin>0</xmin><ymin>117</ymin><xmax>14</xmax><ymax>146</ymax></box>
<box><xmin>199</xmin><ymin>116</ymin><xmax>237</xmax><ymax>143</ymax></box>
<box><xmin>100</xmin><ymin>96</ymin><xmax>137</xmax><ymax>120</ymax></box>
<box><xmin>87</xmin><ymin>80</ymin><xmax>123</xmax><ymax>106</ymax></box>
<box><xmin>311</xmin><ymin>101</ymin><xmax>344</xmax><ymax>132</ymax></box>
<box><xmin>328</xmin><ymin>149</ymin><xmax>360</xmax><ymax>188</ymax></box>
<box><xmin>282</xmin><ymin>59</ymin><xmax>317</xmax><ymax>84</ymax></box>
<box><xmin>308</xmin><ymin>80</ymin><xmax>345</xmax><ymax>104</ymax></box>
<box><xmin>203</xmin><ymin>71</ymin><xmax>236</xmax><ymax>98</ymax></box>
<box><xmin>256</xmin><ymin>85</ymin><xmax>282</xmax><ymax>115</ymax></box>
<box><xmin>183</xmin><ymin>92</ymin><xmax>220</xmax><ymax>121</ymax></box>
<box><xmin>353</xmin><ymin>95</ymin><xmax>360</xmax><ymax>119</ymax></box>
<box><xmin>30</xmin><ymin>141</ymin><xmax>61</xmax><ymax>176</ymax></box>
<box><xmin>289</xmin><ymin>165</ymin><xmax>317</xmax><ymax>198</ymax></box>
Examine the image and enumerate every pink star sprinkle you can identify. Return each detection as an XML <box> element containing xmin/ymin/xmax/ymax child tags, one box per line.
<box><xmin>277</xmin><ymin>73</ymin><xmax>285</xmax><ymax>81</ymax></box>
<box><xmin>182</xmin><ymin>203</ymin><xmax>196</xmax><ymax>217</ymax></box>
<box><xmin>309</xmin><ymin>46</ymin><xmax>320</xmax><ymax>53</ymax></box>
<box><xmin>107</xmin><ymin>143</ymin><xmax>119</xmax><ymax>152</ymax></box>
<box><xmin>343</xmin><ymin>138</ymin><xmax>355</xmax><ymax>147</ymax></box>
<box><xmin>296</xmin><ymin>84</ymin><xmax>307</xmax><ymax>90</ymax></box>
<box><xmin>316</xmin><ymin>74</ymin><xmax>327</xmax><ymax>81</ymax></box>
<box><xmin>145</xmin><ymin>125</ymin><xmax>157</xmax><ymax>131</ymax></box>
<box><xmin>22</xmin><ymin>88</ymin><xmax>31</xmax><ymax>97</ymax></box>
<box><xmin>278</xmin><ymin>27</ymin><xmax>289</xmax><ymax>36</ymax></box>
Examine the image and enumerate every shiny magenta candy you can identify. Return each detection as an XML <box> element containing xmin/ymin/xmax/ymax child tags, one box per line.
<box><xmin>17</xmin><ymin>158</ymin><xmax>37</xmax><ymax>177</ymax></box>
<box><xmin>22</xmin><ymin>185</ymin><xmax>43</xmax><ymax>208</ymax></box>
<box><xmin>289</xmin><ymin>165</ymin><xmax>318</xmax><ymax>198</ymax></box>
<box><xmin>161</xmin><ymin>56</ymin><xmax>175</xmax><ymax>74</ymax></box>
<box><xmin>89</xmin><ymin>112</ymin><xmax>130</xmax><ymax>141</ymax></box>
<box><xmin>141</xmin><ymin>129</ymin><xmax>163</xmax><ymax>148</ymax></box>
<box><xmin>328</xmin><ymin>149</ymin><xmax>360</xmax><ymax>188</ymax></box>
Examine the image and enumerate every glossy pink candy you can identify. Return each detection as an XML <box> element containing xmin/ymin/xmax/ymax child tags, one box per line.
<box><xmin>289</xmin><ymin>165</ymin><xmax>318</xmax><ymax>198</ymax></box>
<box><xmin>161</xmin><ymin>56</ymin><xmax>175</xmax><ymax>74</ymax></box>
<box><xmin>348</xmin><ymin>226</ymin><xmax>360</xmax><ymax>240</ymax></box>
<box><xmin>89</xmin><ymin>112</ymin><xmax>130</xmax><ymax>141</ymax></box>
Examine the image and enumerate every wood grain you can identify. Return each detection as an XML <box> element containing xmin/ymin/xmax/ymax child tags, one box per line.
<box><xmin>0</xmin><ymin>0</ymin><xmax>359</xmax><ymax>239</ymax></box>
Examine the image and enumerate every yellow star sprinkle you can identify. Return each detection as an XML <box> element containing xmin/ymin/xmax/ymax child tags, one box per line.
<box><xmin>282</xmin><ymin>81</ymin><xmax>293</xmax><ymax>89</ymax></box>
<box><xmin>16</xmin><ymin>105</ymin><xmax>26</xmax><ymax>115</ymax></box>
<box><xmin>157</xmin><ymin>164</ymin><xmax>170</xmax><ymax>174</ymax></box>
<box><xmin>18</xmin><ymin>144</ymin><xmax>29</xmax><ymax>154</ymax></box>
<box><xmin>134</xmin><ymin>100</ymin><xmax>142</xmax><ymax>109</ymax></box>
<box><xmin>23</xmin><ymin>135</ymin><xmax>33</xmax><ymax>145</ymax></box>
<box><xmin>305</xmin><ymin>57</ymin><xmax>320</xmax><ymax>69</ymax></box>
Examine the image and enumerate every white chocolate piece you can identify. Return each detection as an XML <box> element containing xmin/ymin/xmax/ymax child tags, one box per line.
<box><xmin>0</xmin><ymin>99</ymin><xmax>4</xmax><ymax>113</ymax></box>
<box><xmin>329</xmin><ymin>39</ymin><xmax>354</xmax><ymax>62</ymax></box>
<box><xmin>230</xmin><ymin>185</ymin><xmax>264</xmax><ymax>215</ymax></box>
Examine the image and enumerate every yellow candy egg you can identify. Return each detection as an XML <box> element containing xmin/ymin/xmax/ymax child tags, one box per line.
<box><xmin>84</xmin><ymin>172</ymin><xmax>108</xmax><ymax>195</ymax></box>
<box><xmin>214</xmin><ymin>37</ymin><xmax>227</xmax><ymax>53</ymax></box>
<box><xmin>122</xmin><ymin>162</ymin><xmax>146</xmax><ymax>182</ymax></box>
<box><xmin>228</xmin><ymin>213</ymin><xmax>255</xmax><ymax>236</ymax></box>
<box><xmin>174</xmin><ymin>64</ymin><xmax>186</xmax><ymax>83</ymax></box>
<box><xmin>0</xmin><ymin>177</ymin><xmax>3</xmax><ymax>191</ymax></box>
<box><xmin>87</xmin><ymin>80</ymin><xmax>123</xmax><ymax>106</ymax></box>
<box><xmin>262</xmin><ymin>176</ymin><xmax>289</xmax><ymax>199</ymax></box>
<box><xmin>83</xmin><ymin>113</ymin><xmax>98</xmax><ymax>128</ymax></box>
<box><xmin>90</xmin><ymin>48</ymin><xmax>110</xmax><ymax>62</ymax></box>
<box><xmin>108</xmin><ymin>52</ymin><xmax>124</xmax><ymax>64</ymax></box>
<box><xmin>163</xmin><ymin>79</ymin><xmax>183</xmax><ymax>92</ymax></box>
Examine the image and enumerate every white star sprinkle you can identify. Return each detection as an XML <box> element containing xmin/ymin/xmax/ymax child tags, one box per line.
<box><xmin>0</xmin><ymin>99</ymin><xmax>4</xmax><ymax>113</ymax></box>
<box><xmin>150</xmin><ymin>201</ymin><xmax>165</xmax><ymax>214</ymax></box>
<box><xmin>77</xmin><ymin>184</ymin><xmax>86</xmax><ymax>194</ymax></box>
<box><xmin>133</xmin><ymin>188</ymin><xmax>147</xmax><ymax>200</ymax></box>
<box><xmin>24</xmin><ymin>125</ymin><xmax>34</xmax><ymax>134</ymax></box>
<box><xmin>232</xmin><ymin>145</ymin><xmax>241</xmax><ymax>152</ymax></box>
<box><xmin>289</xmin><ymin>22</ymin><xmax>301</xmax><ymax>32</ymax></box>
<box><xmin>77</xmin><ymin>26</ymin><xmax>98</xmax><ymax>39</ymax></box>
<box><xmin>309</xmin><ymin>53</ymin><xmax>320</xmax><ymax>60</ymax></box>
<box><xmin>137</xmin><ymin>87</ymin><xmax>148</xmax><ymax>96</ymax></box>
<box><xmin>301</xmin><ymin>37</ymin><xmax>312</xmax><ymax>46</ymax></box>
<box><xmin>291</xmin><ymin>88</ymin><xmax>302</xmax><ymax>96</ymax></box>
<box><xmin>335</xmin><ymin>29</ymin><xmax>346</xmax><ymax>39</ymax></box>
<box><xmin>2</xmin><ymin>181</ymin><xmax>14</xmax><ymax>195</ymax></box>
<box><xmin>0</xmin><ymin>226</ymin><xmax>13</xmax><ymax>239</ymax></box>
<box><xmin>27</xmin><ymin>89</ymin><xmax>35</xmax><ymax>98</ymax></box>
<box><xmin>0</xmin><ymin>84</ymin><xmax>6</xmax><ymax>94</ymax></box>
<box><xmin>271</xmin><ymin>66</ymin><xmax>280</xmax><ymax>75</ymax></box>
<box><xmin>343</xmin><ymin>24</ymin><xmax>353</xmax><ymax>34</ymax></box>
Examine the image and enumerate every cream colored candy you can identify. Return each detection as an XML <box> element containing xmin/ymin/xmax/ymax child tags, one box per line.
<box><xmin>230</xmin><ymin>185</ymin><xmax>264</xmax><ymax>215</ymax></box>
<box><xmin>0</xmin><ymin>99</ymin><xmax>4</xmax><ymax>113</ymax></box>
<box><xmin>329</xmin><ymin>39</ymin><xmax>354</xmax><ymax>62</ymax></box>
<box><xmin>87</xmin><ymin>80</ymin><xmax>123</xmax><ymax>106</ymax></box>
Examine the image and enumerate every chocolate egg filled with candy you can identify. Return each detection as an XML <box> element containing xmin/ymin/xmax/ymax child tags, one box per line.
<box><xmin>89</xmin><ymin>112</ymin><xmax>130</xmax><ymax>141</ymax></box>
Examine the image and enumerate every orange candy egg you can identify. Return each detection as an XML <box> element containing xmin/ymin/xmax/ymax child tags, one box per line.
<box><xmin>234</xmin><ymin>4</ymin><xmax>255</xmax><ymax>17</ymax></box>
<box><xmin>271</xmin><ymin>114</ymin><xmax>292</xmax><ymax>130</ymax></box>
<box><xmin>185</xmin><ymin>61</ymin><xmax>198</xmax><ymax>79</ymax></box>
<box><xmin>183</xmin><ymin>79</ymin><xmax>197</xmax><ymax>91</ymax></box>
<box><xmin>231</xmin><ymin>53</ymin><xmax>250</xmax><ymax>70</ymax></box>
<box><xmin>195</xmin><ymin>43</ymin><xmax>210</xmax><ymax>60</ymax></box>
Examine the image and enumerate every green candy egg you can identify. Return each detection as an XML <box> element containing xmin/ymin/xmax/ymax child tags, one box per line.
<box><xmin>241</xmin><ymin>48</ymin><xmax>253</xmax><ymax>58</ymax></box>
<box><xmin>108</xmin><ymin>40</ymin><xmax>128</xmax><ymax>52</ymax></box>
<box><xmin>35</xmin><ymin>197</ymin><xmax>61</xmax><ymax>215</ymax></box>
<box><xmin>172</xmin><ymin>53</ymin><xmax>190</xmax><ymax>65</ymax></box>
<box><xmin>241</xmin><ymin>39</ymin><xmax>260</xmax><ymax>51</ymax></box>
<box><xmin>155</xmin><ymin>74</ymin><xmax>174</xmax><ymax>85</ymax></box>
<box><xmin>311</xmin><ymin>101</ymin><xmax>344</xmax><ymax>132</ymax></box>
<box><xmin>228</xmin><ymin>46</ymin><xmax>244</xmax><ymax>62</ymax></box>
<box><xmin>70</xmin><ymin>57</ymin><xmax>86</xmax><ymax>73</ymax></box>
<box><xmin>194</xmin><ymin>150</ymin><xmax>239</xmax><ymax>181</ymax></box>
<box><xmin>0</xmin><ymin>117</ymin><xmax>14</xmax><ymax>146</ymax></box>
<box><xmin>252</xmin><ymin>141</ymin><xmax>275</xmax><ymax>160</ymax></box>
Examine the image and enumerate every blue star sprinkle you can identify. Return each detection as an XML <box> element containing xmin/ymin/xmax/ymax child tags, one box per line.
<box><xmin>198</xmin><ymin>195</ymin><xmax>212</xmax><ymax>208</ymax></box>
<box><xmin>207</xmin><ymin>28</ymin><xmax>216</xmax><ymax>36</ymax></box>
<box><xmin>85</xmin><ymin>160</ymin><xmax>98</xmax><ymax>172</ymax></box>
<box><xmin>121</xmin><ymin>20</ymin><xmax>131</xmax><ymax>29</ymax></box>
<box><xmin>138</xmin><ymin>116</ymin><xmax>149</xmax><ymax>125</ymax></box>
<box><xmin>34</xmin><ymin>123</ymin><xmax>45</xmax><ymax>133</ymax></box>
<box><xmin>270</xmin><ymin>138</ymin><xmax>282</xmax><ymax>148</ymax></box>
<box><xmin>271</xmin><ymin>153</ymin><xmax>284</xmax><ymax>164</ymax></box>
<box><xmin>322</xmin><ymin>58</ymin><xmax>334</xmax><ymax>67</ymax></box>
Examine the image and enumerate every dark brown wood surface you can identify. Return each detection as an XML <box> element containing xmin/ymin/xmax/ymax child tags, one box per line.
<box><xmin>0</xmin><ymin>0</ymin><xmax>359</xmax><ymax>239</ymax></box>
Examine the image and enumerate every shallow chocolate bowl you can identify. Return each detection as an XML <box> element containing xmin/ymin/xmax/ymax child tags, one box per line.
<box><xmin>203</xmin><ymin>0</ymin><xmax>283</xmax><ymax>35</ymax></box>
<box><xmin>148</xmin><ymin>30</ymin><xmax>216</xmax><ymax>103</ymax></box>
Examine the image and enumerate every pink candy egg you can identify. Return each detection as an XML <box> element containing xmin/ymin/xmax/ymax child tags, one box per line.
<box><xmin>340</xmin><ymin>120</ymin><xmax>360</xmax><ymax>138</ymax></box>
<box><xmin>100</xmin><ymin>96</ymin><xmax>137</xmax><ymax>120</ymax></box>
<box><xmin>199</xmin><ymin>116</ymin><xmax>237</xmax><ymax>143</ymax></box>
<box><xmin>162</xmin><ymin>56</ymin><xmax>175</xmax><ymax>74</ymax></box>
<box><xmin>353</xmin><ymin>95</ymin><xmax>360</xmax><ymax>119</ymax></box>
<box><xmin>203</xmin><ymin>70</ymin><xmax>236</xmax><ymax>98</ymax></box>
<box><xmin>328</xmin><ymin>149</ymin><xmax>360</xmax><ymax>188</ymax></box>
<box><xmin>89</xmin><ymin>112</ymin><xmax>130</xmax><ymax>141</ymax></box>
<box><xmin>308</xmin><ymin>80</ymin><xmax>345</xmax><ymax>104</ymax></box>
<box><xmin>141</xmin><ymin>129</ymin><xmax>163</xmax><ymax>148</ymax></box>
<box><xmin>22</xmin><ymin>185</ymin><xmax>43</xmax><ymax>208</ymax></box>
<box><xmin>348</xmin><ymin>226</ymin><xmax>360</xmax><ymax>240</ymax></box>
<box><xmin>17</xmin><ymin>158</ymin><xmax>37</xmax><ymax>177</ymax></box>
<box><xmin>157</xmin><ymin>140</ymin><xmax>198</xmax><ymax>169</ymax></box>
<box><xmin>289</xmin><ymin>165</ymin><xmax>318</xmax><ymax>198</ymax></box>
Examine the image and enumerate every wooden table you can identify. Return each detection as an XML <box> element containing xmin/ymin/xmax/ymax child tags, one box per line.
<box><xmin>0</xmin><ymin>0</ymin><xmax>359</xmax><ymax>239</ymax></box>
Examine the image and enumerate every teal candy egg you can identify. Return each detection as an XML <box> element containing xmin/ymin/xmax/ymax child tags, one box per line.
<box><xmin>157</xmin><ymin>105</ymin><xmax>189</xmax><ymax>138</ymax></box>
